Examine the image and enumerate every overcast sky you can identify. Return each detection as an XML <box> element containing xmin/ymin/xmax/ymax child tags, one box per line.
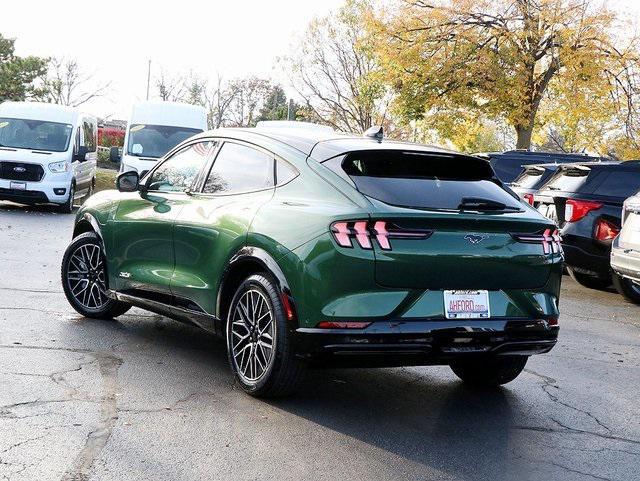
<box><xmin>1</xmin><ymin>0</ymin><xmax>638</xmax><ymax>120</ymax></box>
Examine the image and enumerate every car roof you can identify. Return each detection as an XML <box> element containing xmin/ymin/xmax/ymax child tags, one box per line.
<box><xmin>488</xmin><ymin>150</ymin><xmax>600</xmax><ymax>159</ymax></box>
<box><xmin>195</xmin><ymin>125</ymin><xmax>463</xmax><ymax>161</ymax></box>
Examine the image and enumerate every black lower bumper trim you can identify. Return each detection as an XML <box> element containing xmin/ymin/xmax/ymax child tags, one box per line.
<box><xmin>295</xmin><ymin>319</ymin><xmax>558</xmax><ymax>367</ymax></box>
<box><xmin>0</xmin><ymin>187</ymin><xmax>49</xmax><ymax>204</ymax></box>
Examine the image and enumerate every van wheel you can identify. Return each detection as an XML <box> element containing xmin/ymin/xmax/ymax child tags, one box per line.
<box><xmin>58</xmin><ymin>182</ymin><xmax>75</xmax><ymax>214</ymax></box>
<box><xmin>567</xmin><ymin>267</ymin><xmax>611</xmax><ymax>290</ymax></box>
<box><xmin>450</xmin><ymin>356</ymin><xmax>528</xmax><ymax>386</ymax></box>
<box><xmin>61</xmin><ymin>232</ymin><xmax>130</xmax><ymax>318</ymax></box>
<box><xmin>226</xmin><ymin>274</ymin><xmax>306</xmax><ymax>397</ymax></box>
<box><xmin>612</xmin><ymin>273</ymin><xmax>640</xmax><ymax>304</ymax></box>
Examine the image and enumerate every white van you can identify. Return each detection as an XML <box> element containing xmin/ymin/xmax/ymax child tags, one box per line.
<box><xmin>0</xmin><ymin>102</ymin><xmax>97</xmax><ymax>213</ymax></box>
<box><xmin>113</xmin><ymin>101</ymin><xmax>207</xmax><ymax>174</ymax></box>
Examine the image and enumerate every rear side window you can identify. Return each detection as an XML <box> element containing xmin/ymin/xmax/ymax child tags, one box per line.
<box><xmin>596</xmin><ymin>171</ymin><xmax>640</xmax><ymax>198</ymax></box>
<box><xmin>324</xmin><ymin>150</ymin><xmax>522</xmax><ymax>211</ymax></box>
<box><xmin>203</xmin><ymin>142</ymin><xmax>274</xmax><ymax>194</ymax></box>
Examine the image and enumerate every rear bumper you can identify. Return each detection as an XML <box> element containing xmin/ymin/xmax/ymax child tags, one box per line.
<box><xmin>295</xmin><ymin>319</ymin><xmax>558</xmax><ymax>367</ymax></box>
<box><xmin>611</xmin><ymin>242</ymin><xmax>640</xmax><ymax>282</ymax></box>
<box><xmin>562</xmin><ymin>241</ymin><xmax>611</xmax><ymax>278</ymax></box>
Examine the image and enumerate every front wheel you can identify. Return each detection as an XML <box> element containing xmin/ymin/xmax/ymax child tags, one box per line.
<box><xmin>61</xmin><ymin>232</ymin><xmax>130</xmax><ymax>319</ymax></box>
<box><xmin>58</xmin><ymin>182</ymin><xmax>75</xmax><ymax>214</ymax></box>
<box><xmin>450</xmin><ymin>356</ymin><xmax>528</xmax><ymax>386</ymax></box>
<box><xmin>226</xmin><ymin>274</ymin><xmax>306</xmax><ymax>397</ymax></box>
<box><xmin>612</xmin><ymin>273</ymin><xmax>640</xmax><ymax>304</ymax></box>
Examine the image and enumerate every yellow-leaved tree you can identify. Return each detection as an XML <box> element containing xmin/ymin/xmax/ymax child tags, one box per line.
<box><xmin>367</xmin><ymin>0</ymin><xmax>640</xmax><ymax>156</ymax></box>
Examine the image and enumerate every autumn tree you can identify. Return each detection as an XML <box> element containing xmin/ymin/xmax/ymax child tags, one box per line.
<box><xmin>0</xmin><ymin>33</ymin><xmax>48</xmax><ymax>102</ymax></box>
<box><xmin>369</xmin><ymin>0</ymin><xmax>640</xmax><ymax>152</ymax></box>
<box><xmin>285</xmin><ymin>0</ymin><xmax>389</xmax><ymax>133</ymax></box>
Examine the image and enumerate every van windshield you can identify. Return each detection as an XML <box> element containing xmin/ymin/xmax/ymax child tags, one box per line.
<box><xmin>126</xmin><ymin>124</ymin><xmax>202</xmax><ymax>159</ymax></box>
<box><xmin>0</xmin><ymin>117</ymin><xmax>73</xmax><ymax>152</ymax></box>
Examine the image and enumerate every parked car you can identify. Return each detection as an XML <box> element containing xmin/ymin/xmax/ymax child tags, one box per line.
<box><xmin>611</xmin><ymin>192</ymin><xmax>640</xmax><ymax>303</ymax></box>
<box><xmin>534</xmin><ymin>161</ymin><xmax>640</xmax><ymax>288</ymax></box>
<box><xmin>61</xmin><ymin>123</ymin><xmax>562</xmax><ymax>397</ymax></box>
<box><xmin>0</xmin><ymin>101</ymin><xmax>97</xmax><ymax>213</ymax></box>
<box><xmin>112</xmin><ymin>101</ymin><xmax>207</xmax><ymax>174</ymax></box>
<box><xmin>484</xmin><ymin>150</ymin><xmax>601</xmax><ymax>184</ymax></box>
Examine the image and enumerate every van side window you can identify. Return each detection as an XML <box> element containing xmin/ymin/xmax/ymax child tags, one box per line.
<box><xmin>203</xmin><ymin>143</ymin><xmax>274</xmax><ymax>194</ymax></box>
<box><xmin>82</xmin><ymin>120</ymin><xmax>96</xmax><ymax>152</ymax></box>
<box><xmin>147</xmin><ymin>141</ymin><xmax>214</xmax><ymax>193</ymax></box>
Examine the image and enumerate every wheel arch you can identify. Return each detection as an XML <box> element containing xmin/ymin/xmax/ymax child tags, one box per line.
<box><xmin>216</xmin><ymin>246</ymin><xmax>293</xmax><ymax>327</ymax></box>
<box><xmin>72</xmin><ymin>212</ymin><xmax>103</xmax><ymax>241</ymax></box>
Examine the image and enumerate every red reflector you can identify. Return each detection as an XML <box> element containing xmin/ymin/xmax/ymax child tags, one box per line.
<box><xmin>317</xmin><ymin>321</ymin><xmax>371</xmax><ymax>329</ymax></box>
<box><xmin>523</xmin><ymin>193</ymin><xmax>535</xmax><ymax>205</ymax></box>
<box><xmin>353</xmin><ymin>221</ymin><xmax>372</xmax><ymax>249</ymax></box>
<box><xmin>565</xmin><ymin>199</ymin><xmax>602</xmax><ymax>222</ymax></box>
<box><xmin>594</xmin><ymin>219</ymin><xmax>619</xmax><ymax>241</ymax></box>
<box><xmin>547</xmin><ymin>317</ymin><xmax>559</xmax><ymax>327</ymax></box>
<box><xmin>280</xmin><ymin>293</ymin><xmax>296</xmax><ymax>321</ymax></box>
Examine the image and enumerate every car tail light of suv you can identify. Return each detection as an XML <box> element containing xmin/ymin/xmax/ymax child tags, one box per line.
<box><xmin>594</xmin><ymin>219</ymin><xmax>619</xmax><ymax>241</ymax></box>
<box><xmin>564</xmin><ymin>199</ymin><xmax>603</xmax><ymax>222</ymax></box>
<box><xmin>330</xmin><ymin>220</ymin><xmax>432</xmax><ymax>250</ymax></box>
<box><xmin>523</xmin><ymin>193</ymin><xmax>535</xmax><ymax>205</ymax></box>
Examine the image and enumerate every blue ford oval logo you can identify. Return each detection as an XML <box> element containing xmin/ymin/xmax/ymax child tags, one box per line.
<box><xmin>464</xmin><ymin>234</ymin><xmax>487</xmax><ymax>244</ymax></box>
<box><xmin>13</xmin><ymin>166</ymin><xmax>26</xmax><ymax>173</ymax></box>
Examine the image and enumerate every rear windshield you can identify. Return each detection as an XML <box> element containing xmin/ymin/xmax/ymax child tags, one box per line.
<box><xmin>324</xmin><ymin>150</ymin><xmax>523</xmax><ymax>211</ymax></box>
<box><xmin>543</xmin><ymin>167</ymin><xmax>591</xmax><ymax>193</ymax></box>
<box><xmin>512</xmin><ymin>167</ymin><xmax>544</xmax><ymax>189</ymax></box>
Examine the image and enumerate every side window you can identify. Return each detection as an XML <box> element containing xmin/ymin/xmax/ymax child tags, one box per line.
<box><xmin>74</xmin><ymin>128</ymin><xmax>81</xmax><ymax>155</ymax></box>
<box><xmin>82</xmin><ymin>120</ymin><xmax>97</xmax><ymax>152</ymax></box>
<box><xmin>148</xmin><ymin>141</ymin><xmax>213</xmax><ymax>193</ymax></box>
<box><xmin>276</xmin><ymin>159</ymin><xmax>298</xmax><ymax>185</ymax></box>
<box><xmin>203</xmin><ymin>142</ymin><xmax>274</xmax><ymax>194</ymax></box>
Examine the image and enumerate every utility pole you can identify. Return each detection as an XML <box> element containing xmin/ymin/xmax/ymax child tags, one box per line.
<box><xmin>145</xmin><ymin>59</ymin><xmax>151</xmax><ymax>101</ymax></box>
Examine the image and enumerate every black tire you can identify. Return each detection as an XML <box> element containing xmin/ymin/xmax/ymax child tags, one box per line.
<box><xmin>58</xmin><ymin>182</ymin><xmax>75</xmax><ymax>214</ymax></box>
<box><xmin>567</xmin><ymin>267</ymin><xmax>611</xmax><ymax>290</ymax></box>
<box><xmin>612</xmin><ymin>273</ymin><xmax>640</xmax><ymax>304</ymax></box>
<box><xmin>226</xmin><ymin>274</ymin><xmax>306</xmax><ymax>397</ymax></box>
<box><xmin>61</xmin><ymin>232</ymin><xmax>130</xmax><ymax>319</ymax></box>
<box><xmin>450</xmin><ymin>356</ymin><xmax>528</xmax><ymax>387</ymax></box>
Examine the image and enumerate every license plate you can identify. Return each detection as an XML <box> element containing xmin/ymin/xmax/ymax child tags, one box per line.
<box><xmin>444</xmin><ymin>290</ymin><xmax>490</xmax><ymax>319</ymax></box>
<box><xmin>10</xmin><ymin>181</ymin><xmax>26</xmax><ymax>191</ymax></box>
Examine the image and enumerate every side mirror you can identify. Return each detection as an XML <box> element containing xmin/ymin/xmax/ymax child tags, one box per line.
<box><xmin>74</xmin><ymin>145</ymin><xmax>89</xmax><ymax>162</ymax></box>
<box><xmin>116</xmin><ymin>170</ymin><xmax>139</xmax><ymax>192</ymax></box>
<box><xmin>109</xmin><ymin>146</ymin><xmax>121</xmax><ymax>163</ymax></box>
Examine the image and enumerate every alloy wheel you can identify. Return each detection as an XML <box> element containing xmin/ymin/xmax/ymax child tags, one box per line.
<box><xmin>66</xmin><ymin>244</ymin><xmax>108</xmax><ymax>310</ymax></box>
<box><xmin>230</xmin><ymin>288</ymin><xmax>275</xmax><ymax>383</ymax></box>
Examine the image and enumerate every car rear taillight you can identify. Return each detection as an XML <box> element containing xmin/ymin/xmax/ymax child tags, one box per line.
<box><xmin>317</xmin><ymin>321</ymin><xmax>371</xmax><ymax>329</ymax></box>
<box><xmin>565</xmin><ymin>199</ymin><xmax>602</xmax><ymax>222</ymax></box>
<box><xmin>512</xmin><ymin>229</ymin><xmax>562</xmax><ymax>254</ymax></box>
<box><xmin>523</xmin><ymin>193</ymin><xmax>535</xmax><ymax>206</ymax></box>
<box><xmin>594</xmin><ymin>219</ymin><xmax>619</xmax><ymax>241</ymax></box>
<box><xmin>330</xmin><ymin>220</ymin><xmax>432</xmax><ymax>251</ymax></box>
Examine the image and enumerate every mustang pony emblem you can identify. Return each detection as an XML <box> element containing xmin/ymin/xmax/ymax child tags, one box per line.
<box><xmin>464</xmin><ymin>234</ymin><xmax>487</xmax><ymax>245</ymax></box>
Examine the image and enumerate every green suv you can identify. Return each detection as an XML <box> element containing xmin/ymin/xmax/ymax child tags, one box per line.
<box><xmin>61</xmin><ymin>124</ymin><xmax>562</xmax><ymax>396</ymax></box>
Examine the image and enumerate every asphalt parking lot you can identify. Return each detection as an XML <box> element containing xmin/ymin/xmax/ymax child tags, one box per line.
<box><xmin>0</xmin><ymin>203</ymin><xmax>639</xmax><ymax>481</ymax></box>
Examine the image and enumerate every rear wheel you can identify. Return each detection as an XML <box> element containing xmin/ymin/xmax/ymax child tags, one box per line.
<box><xmin>450</xmin><ymin>356</ymin><xmax>528</xmax><ymax>386</ymax></box>
<box><xmin>226</xmin><ymin>274</ymin><xmax>306</xmax><ymax>397</ymax></box>
<box><xmin>612</xmin><ymin>273</ymin><xmax>640</xmax><ymax>304</ymax></box>
<box><xmin>567</xmin><ymin>267</ymin><xmax>611</xmax><ymax>290</ymax></box>
<box><xmin>61</xmin><ymin>232</ymin><xmax>130</xmax><ymax>318</ymax></box>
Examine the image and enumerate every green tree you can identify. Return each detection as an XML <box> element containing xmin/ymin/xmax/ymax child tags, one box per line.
<box><xmin>0</xmin><ymin>34</ymin><xmax>48</xmax><ymax>102</ymax></box>
<box><xmin>257</xmin><ymin>85</ymin><xmax>289</xmax><ymax>121</ymax></box>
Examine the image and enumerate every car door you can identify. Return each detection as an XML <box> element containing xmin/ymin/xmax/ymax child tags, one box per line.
<box><xmin>110</xmin><ymin>140</ymin><xmax>215</xmax><ymax>295</ymax></box>
<box><xmin>171</xmin><ymin>140</ymin><xmax>276</xmax><ymax>314</ymax></box>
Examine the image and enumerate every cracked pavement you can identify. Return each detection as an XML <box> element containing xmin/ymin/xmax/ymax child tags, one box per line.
<box><xmin>0</xmin><ymin>203</ymin><xmax>639</xmax><ymax>481</ymax></box>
